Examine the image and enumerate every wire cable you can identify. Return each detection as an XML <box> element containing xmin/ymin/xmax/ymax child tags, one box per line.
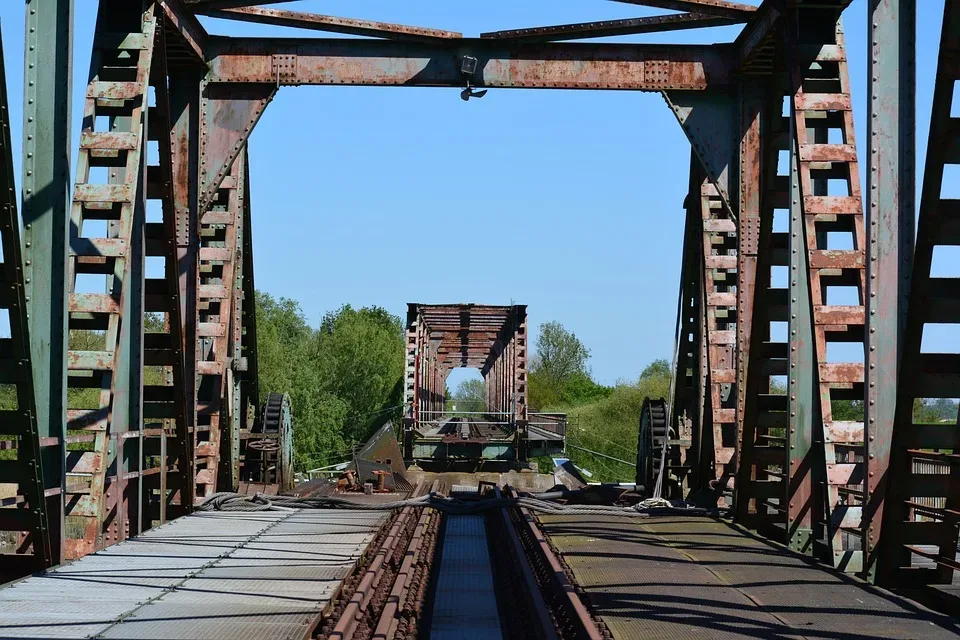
<box><xmin>198</xmin><ymin>491</ymin><xmax>707</xmax><ymax>518</ymax></box>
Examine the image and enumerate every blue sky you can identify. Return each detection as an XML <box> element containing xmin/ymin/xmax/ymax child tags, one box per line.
<box><xmin>0</xmin><ymin>1</ymin><xmax>950</xmax><ymax>387</ymax></box>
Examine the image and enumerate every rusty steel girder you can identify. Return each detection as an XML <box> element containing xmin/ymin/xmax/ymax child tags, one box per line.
<box><xmin>204</xmin><ymin>39</ymin><xmax>732</xmax><ymax>90</ymax></box>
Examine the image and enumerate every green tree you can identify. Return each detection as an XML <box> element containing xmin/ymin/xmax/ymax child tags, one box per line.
<box><xmin>529</xmin><ymin>321</ymin><xmax>604</xmax><ymax>409</ymax></box>
<box><xmin>640</xmin><ymin>359</ymin><xmax>671</xmax><ymax>381</ymax></box>
<box><xmin>255</xmin><ymin>292</ymin><xmax>348</xmax><ymax>469</ymax></box>
<box><xmin>531</xmin><ymin>321</ymin><xmax>590</xmax><ymax>382</ymax></box>
<box><xmin>450</xmin><ymin>378</ymin><xmax>486</xmax><ymax>413</ymax></box>
<box><xmin>316</xmin><ymin>305</ymin><xmax>404</xmax><ymax>442</ymax></box>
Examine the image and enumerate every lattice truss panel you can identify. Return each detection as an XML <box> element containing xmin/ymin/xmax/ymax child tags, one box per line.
<box><xmin>142</xmin><ymin>24</ymin><xmax>189</xmax><ymax>528</ymax></box>
<box><xmin>698</xmin><ymin>169</ymin><xmax>739</xmax><ymax>501</ymax></box>
<box><xmin>880</xmin><ymin>1</ymin><xmax>960</xmax><ymax>586</ymax></box>
<box><xmin>791</xmin><ymin>22</ymin><xmax>868</xmax><ymax>572</ymax></box>
<box><xmin>736</xmin><ymin>85</ymin><xmax>791</xmax><ymax>537</ymax></box>
<box><xmin>194</xmin><ymin>153</ymin><xmax>244</xmax><ymax>500</ymax></box>
<box><xmin>64</xmin><ymin>9</ymin><xmax>157</xmax><ymax>558</ymax></box>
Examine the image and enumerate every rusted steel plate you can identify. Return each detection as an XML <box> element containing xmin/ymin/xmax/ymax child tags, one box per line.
<box><xmin>705</xmin><ymin>255</ymin><xmax>738</xmax><ymax>269</ymax></box>
<box><xmin>803</xmin><ymin>195</ymin><xmax>863</xmax><ymax>214</ymax></box>
<box><xmin>794</xmin><ymin>92</ymin><xmax>851</xmax><ymax>111</ymax></box>
<box><xmin>711</xmin><ymin>368</ymin><xmax>736</xmax><ymax>383</ymax></box>
<box><xmin>824</xmin><ymin>420</ymin><xmax>865</xmax><ymax>443</ymax></box>
<box><xmin>198</xmin><ymin>284</ymin><xmax>228</xmax><ymax>299</ymax></box>
<box><xmin>80</xmin><ymin>131</ymin><xmax>139</xmax><ymax>150</ymax></box>
<box><xmin>809</xmin><ymin>250</ymin><xmax>865</xmax><ymax>269</ymax></box>
<box><xmin>70</xmin><ymin>293</ymin><xmax>121</xmax><ymax>314</ymax></box>
<box><xmin>73</xmin><ymin>184</ymin><xmax>133</xmax><ymax>203</ymax></box>
<box><xmin>714</xmin><ymin>408</ymin><xmax>736</xmax><ymax>423</ymax></box>
<box><xmin>704</xmin><ymin>218</ymin><xmax>737</xmax><ymax>233</ymax></box>
<box><xmin>707</xmin><ymin>292</ymin><xmax>737</xmax><ymax>306</ymax></box>
<box><xmin>206</xmin><ymin>39</ymin><xmax>732</xmax><ymax>90</ymax></box>
<box><xmin>87</xmin><ymin>81</ymin><xmax>142</xmax><ymax>100</ymax></box>
<box><xmin>798</xmin><ymin>143</ymin><xmax>857</xmax><ymax>162</ymax></box>
<box><xmin>827</xmin><ymin>463</ymin><xmax>865</xmax><ymax>485</ymax></box>
<box><xmin>71</xmin><ymin>237</ymin><xmax>128</xmax><ymax>258</ymax></box>
<box><xmin>819</xmin><ymin>363</ymin><xmax>865</xmax><ymax>383</ymax></box>
<box><xmin>65</xmin><ymin>495</ymin><xmax>100</xmax><ymax>519</ymax></box>
<box><xmin>196</xmin><ymin>361</ymin><xmax>224</xmax><ymax>375</ymax></box>
<box><xmin>67</xmin><ymin>451</ymin><xmax>104</xmax><ymax>475</ymax></box>
<box><xmin>813</xmin><ymin>305</ymin><xmax>865</xmax><ymax>325</ymax></box>
<box><xmin>198</xmin><ymin>322</ymin><xmax>227</xmax><ymax>337</ymax></box>
<box><xmin>709</xmin><ymin>330</ymin><xmax>736</xmax><ymax>345</ymax></box>
<box><xmin>67</xmin><ymin>350</ymin><xmax>115</xmax><ymax>371</ymax></box>
<box><xmin>66</xmin><ymin>409</ymin><xmax>109</xmax><ymax>431</ymax></box>
<box><xmin>832</xmin><ymin>505</ymin><xmax>863</xmax><ymax>529</ymax></box>
<box><xmin>199</xmin><ymin>247</ymin><xmax>232</xmax><ymax>261</ymax></box>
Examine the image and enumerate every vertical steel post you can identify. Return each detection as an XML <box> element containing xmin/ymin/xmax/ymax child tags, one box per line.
<box><xmin>787</xmin><ymin>105</ymin><xmax>816</xmax><ymax>555</ymax></box>
<box><xmin>169</xmin><ymin>69</ymin><xmax>203</xmax><ymax>514</ymax></box>
<box><xmin>22</xmin><ymin>0</ymin><xmax>73</xmax><ymax>565</ymax></box>
<box><xmin>863</xmin><ymin>0</ymin><xmax>916</xmax><ymax>579</ymax></box>
<box><xmin>878</xmin><ymin>0</ymin><xmax>959</xmax><ymax>588</ymax></box>
<box><xmin>735</xmin><ymin>81</ymin><xmax>763</xmax><ymax>514</ymax></box>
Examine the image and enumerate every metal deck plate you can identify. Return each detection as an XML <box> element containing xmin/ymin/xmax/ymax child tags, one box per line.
<box><xmin>539</xmin><ymin>515</ymin><xmax>960</xmax><ymax>640</ymax></box>
<box><xmin>0</xmin><ymin>509</ymin><xmax>386</xmax><ymax>639</ymax></box>
<box><xmin>430</xmin><ymin>515</ymin><xmax>503</xmax><ymax>640</ymax></box>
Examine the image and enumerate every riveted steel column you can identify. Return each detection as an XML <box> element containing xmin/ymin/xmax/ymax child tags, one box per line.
<box><xmin>863</xmin><ymin>0</ymin><xmax>916</xmax><ymax>580</ymax></box>
<box><xmin>787</xmin><ymin>109</ymin><xmax>816</xmax><ymax>556</ymax></box>
<box><xmin>735</xmin><ymin>80</ymin><xmax>763</xmax><ymax>515</ymax></box>
<box><xmin>169</xmin><ymin>69</ymin><xmax>203</xmax><ymax>514</ymax></box>
<box><xmin>22</xmin><ymin>0</ymin><xmax>73</xmax><ymax>566</ymax></box>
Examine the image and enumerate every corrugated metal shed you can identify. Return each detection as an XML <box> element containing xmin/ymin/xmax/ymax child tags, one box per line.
<box><xmin>0</xmin><ymin>509</ymin><xmax>386</xmax><ymax>639</ymax></box>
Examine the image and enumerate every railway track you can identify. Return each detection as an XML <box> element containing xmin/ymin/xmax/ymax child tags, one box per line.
<box><xmin>323</xmin><ymin>480</ymin><xmax>605</xmax><ymax>640</ymax></box>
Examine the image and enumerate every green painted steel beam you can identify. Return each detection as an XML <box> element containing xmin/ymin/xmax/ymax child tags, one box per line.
<box><xmin>22</xmin><ymin>0</ymin><xmax>73</xmax><ymax>566</ymax></box>
<box><xmin>787</xmin><ymin>107</ymin><xmax>816</xmax><ymax>557</ymax></box>
<box><xmin>863</xmin><ymin>0</ymin><xmax>916</xmax><ymax>582</ymax></box>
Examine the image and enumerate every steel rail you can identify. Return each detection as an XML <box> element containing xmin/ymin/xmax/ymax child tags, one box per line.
<box><xmin>327</xmin><ymin>480</ymin><xmax>438</xmax><ymax>640</ymax></box>
<box><xmin>508</xmin><ymin>488</ymin><xmax>604</xmax><ymax>640</ymax></box>
<box><xmin>371</xmin><ymin>506</ymin><xmax>434</xmax><ymax>639</ymax></box>
<box><xmin>491</xmin><ymin>486</ymin><xmax>558</xmax><ymax>640</ymax></box>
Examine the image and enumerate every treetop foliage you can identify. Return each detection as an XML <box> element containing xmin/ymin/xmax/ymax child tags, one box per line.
<box><xmin>255</xmin><ymin>293</ymin><xmax>404</xmax><ymax>470</ymax></box>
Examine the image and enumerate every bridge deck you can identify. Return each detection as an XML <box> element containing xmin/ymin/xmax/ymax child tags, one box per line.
<box><xmin>0</xmin><ymin>509</ymin><xmax>385</xmax><ymax>639</ymax></box>
<box><xmin>538</xmin><ymin>514</ymin><xmax>960</xmax><ymax>640</ymax></box>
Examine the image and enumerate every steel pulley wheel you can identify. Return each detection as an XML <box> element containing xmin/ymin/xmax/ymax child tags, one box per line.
<box><xmin>636</xmin><ymin>398</ymin><xmax>669</xmax><ymax>491</ymax></box>
<box><xmin>247</xmin><ymin>439</ymin><xmax>280</xmax><ymax>452</ymax></box>
<box><xmin>260</xmin><ymin>392</ymin><xmax>286</xmax><ymax>436</ymax></box>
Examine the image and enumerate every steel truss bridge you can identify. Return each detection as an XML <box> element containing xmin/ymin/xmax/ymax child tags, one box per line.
<box><xmin>0</xmin><ymin>0</ymin><xmax>958</xmax><ymax>636</ymax></box>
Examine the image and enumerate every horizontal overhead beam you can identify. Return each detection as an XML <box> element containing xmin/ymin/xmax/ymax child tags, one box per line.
<box><xmin>481</xmin><ymin>12</ymin><xmax>741</xmax><ymax>43</ymax></box>
<box><xmin>610</xmin><ymin>0</ymin><xmax>758</xmax><ymax>20</ymax></box>
<box><xmin>197</xmin><ymin>7</ymin><xmax>462</xmax><ymax>42</ymax></box>
<box><xmin>206</xmin><ymin>37</ymin><xmax>732</xmax><ymax>90</ymax></box>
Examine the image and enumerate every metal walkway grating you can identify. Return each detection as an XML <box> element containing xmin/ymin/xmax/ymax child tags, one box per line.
<box><xmin>0</xmin><ymin>510</ymin><xmax>385</xmax><ymax>639</ymax></box>
<box><xmin>539</xmin><ymin>514</ymin><xmax>960</xmax><ymax>639</ymax></box>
